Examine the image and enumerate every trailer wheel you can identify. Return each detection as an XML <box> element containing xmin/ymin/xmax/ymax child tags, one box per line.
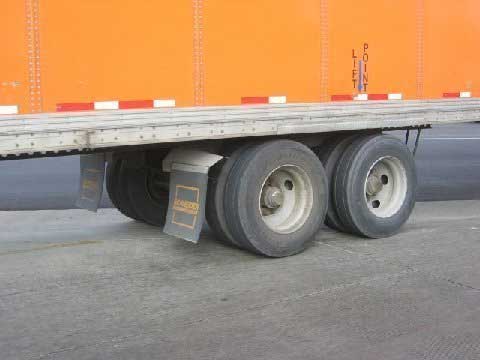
<box><xmin>206</xmin><ymin>144</ymin><xmax>255</xmax><ymax>248</ymax></box>
<box><xmin>106</xmin><ymin>160</ymin><xmax>120</xmax><ymax>207</ymax></box>
<box><xmin>106</xmin><ymin>160</ymin><xmax>141</xmax><ymax>221</ymax></box>
<box><xmin>224</xmin><ymin>140</ymin><xmax>328</xmax><ymax>257</ymax></box>
<box><xmin>334</xmin><ymin>135</ymin><xmax>417</xmax><ymax>238</ymax></box>
<box><xmin>126</xmin><ymin>165</ymin><xmax>170</xmax><ymax>227</ymax></box>
<box><xmin>316</xmin><ymin>134</ymin><xmax>360</xmax><ymax>232</ymax></box>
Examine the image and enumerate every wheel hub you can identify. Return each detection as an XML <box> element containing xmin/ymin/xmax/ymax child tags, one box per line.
<box><xmin>364</xmin><ymin>156</ymin><xmax>407</xmax><ymax>218</ymax></box>
<box><xmin>259</xmin><ymin>165</ymin><xmax>314</xmax><ymax>234</ymax></box>
<box><xmin>366</xmin><ymin>174</ymin><xmax>383</xmax><ymax>196</ymax></box>
<box><xmin>262</xmin><ymin>187</ymin><xmax>284</xmax><ymax>209</ymax></box>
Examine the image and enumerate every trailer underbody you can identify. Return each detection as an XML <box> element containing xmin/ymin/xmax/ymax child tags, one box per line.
<box><xmin>1</xmin><ymin>99</ymin><xmax>478</xmax><ymax>256</ymax></box>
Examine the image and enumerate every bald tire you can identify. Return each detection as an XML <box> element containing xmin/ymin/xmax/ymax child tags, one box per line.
<box><xmin>106</xmin><ymin>160</ymin><xmax>120</xmax><ymax>207</ymax></box>
<box><xmin>206</xmin><ymin>144</ymin><xmax>255</xmax><ymax>248</ymax></box>
<box><xmin>317</xmin><ymin>134</ymin><xmax>360</xmax><ymax>233</ymax></box>
<box><xmin>106</xmin><ymin>160</ymin><xmax>142</xmax><ymax>221</ymax></box>
<box><xmin>224</xmin><ymin>140</ymin><xmax>328</xmax><ymax>258</ymax></box>
<box><xmin>334</xmin><ymin>134</ymin><xmax>417</xmax><ymax>238</ymax></box>
<box><xmin>126</xmin><ymin>166</ymin><xmax>169</xmax><ymax>227</ymax></box>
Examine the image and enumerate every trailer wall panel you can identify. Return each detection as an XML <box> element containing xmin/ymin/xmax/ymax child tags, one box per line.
<box><xmin>1</xmin><ymin>2</ymin><xmax>30</xmax><ymax>114</ymax></box>
<box><xmin>423</xmin><ymin>0</ymin><xmax>480</xmax><ymax>99</ymax></box>
<box><xmin>204</xmin><ymin>0</ymin><xmax>323</xmax><ymax>105</ymax></box>
<box><xmin>1</xmin><ymin>0</ymin><xmax>480</xmax><ymax>115</ymax></box>
<box><xmin>38</xmin><ymin>0</ymin><xmax>194</xmax><ymax>113</ymax></box>
<box><xmin>328</xmin><ymin>0</ymin><xmax>418</xmax><ymax>100</ymax></box>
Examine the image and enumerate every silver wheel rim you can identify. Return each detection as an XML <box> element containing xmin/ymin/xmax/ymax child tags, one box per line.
<box><xmin>364</xmin><ymin>156</ymin><xmax>407</xmax><ymax>218</ymax></box>
<box><xmin>259</xmin><ymin>165</ymin><xmax>314</xmax><ymax>234</ymax></box>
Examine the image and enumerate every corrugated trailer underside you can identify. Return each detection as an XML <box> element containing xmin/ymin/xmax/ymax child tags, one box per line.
<box><xmin>0</xmin><ymin>99</ymin><xmax>478</xmax><ymax>158</ymax></box>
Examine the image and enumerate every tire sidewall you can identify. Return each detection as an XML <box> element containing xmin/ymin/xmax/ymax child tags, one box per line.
<box><xmin>126</xmin><ymin>166</ymin><xmax>169</xmax><ymax>227</ymax></box>
<box><xmin>346</xmin><ymin>136</ymin><xmax>417</xmax><ymax>238</ymax></box>
<box><xmin>206</xmin><ymin>144</ymin><xmax>255</xmax><ymax>247</ymax></box>
<box><xmin>232</xmin><ymin>141</ymin><xmax>328</xmax><ymax>257</ymax></box>
<box><xmin>319</xmin><ymin>134</ymin><xmax>360</xmax><ymax>231</ymax></box>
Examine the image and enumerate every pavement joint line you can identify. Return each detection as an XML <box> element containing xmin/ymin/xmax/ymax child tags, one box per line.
<box><xmin>0</xmin><ymin>256</ymin><xmax>258</xmax><ymax>299</ymax></box>
<box><xmin>0</xmin><ymin>240</ymin><xmax>102</xmax><ymax>256</ymax></box>
<box><xmin>28</xmin><ymin>267</ymin><xmax>420</xmax><ymax>360</ymax></box>
<box><xmin>0</xmin><ymin>266</ymin><xmax>182</xmax><ymax>299</ymax></box>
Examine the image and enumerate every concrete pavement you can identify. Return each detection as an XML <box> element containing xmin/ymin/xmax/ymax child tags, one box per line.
<box><xmin>1</xmin><ymin>202</ymin><xmax>480</xmax><ymax>359</ymax></box>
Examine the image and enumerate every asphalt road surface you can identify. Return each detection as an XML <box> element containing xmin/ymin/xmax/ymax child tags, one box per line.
<box><xmin>0</xmin><ymin>123</ymin><xmax>479</xmax><ymax>210</ymax></box>
<box><xmin>2</xmin><ymin>201</ymin><xmax>480</xmax><ymax>360</ymax></box>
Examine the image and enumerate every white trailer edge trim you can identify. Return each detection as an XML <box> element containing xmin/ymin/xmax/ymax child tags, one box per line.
<box><xmin>0</xmin><ymin>105</ymin><xmax>19</xmax><ymax>115</ymax></box>
<box><xmin>154</xmin><ymin>99</ymin><xmax>176</xmax><ymax>108</ymax></box>
<box><xmin>94</xmin><ymin>101</ymin><xmax>119</xmax><ymax>110</ymax></box>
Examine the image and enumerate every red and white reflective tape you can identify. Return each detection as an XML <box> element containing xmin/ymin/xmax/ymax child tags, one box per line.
<box><xmin>331</xmin><ymin>94</ymin><xmax>403</xmax><ymax>102</ymax></box>
<box><xmin>241</xmin><ymin>96</ymin><xmax>287</xmax><ymax>105</ymax></box>
<box><xmin>443</xmin><ymin>91</ymin><xmax>471</xmax><ymax>99</ymax></box>
<box><xmin>57</xmin><ymin>99</ymin><xmax>176</xmax><ymax>112</ymax></box>
<box><xmin>0</xmin><ymin>105</ymin><xmax>19</xmax><ymax>115</ymax></box>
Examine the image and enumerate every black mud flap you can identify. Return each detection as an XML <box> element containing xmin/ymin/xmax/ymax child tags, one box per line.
<box><xmin>75</xmin><ymin>153</ymin><xmax>106</xmax><ymax>212</ymax></box>
<box><xmin>162</xmin><ymin>149</ymin><xmax>223</xmax><ymax>243</ymax></box>
<box><xmin>163</xmin><ymin>168</ymin><xmax>208</xmax><ymax>243</ymax></box>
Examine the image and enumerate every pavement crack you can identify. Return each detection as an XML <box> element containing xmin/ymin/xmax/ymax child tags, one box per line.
<box><xmin>431</xmin><ymin>274</ymin><xmax>480</xmax><ymax>292</ymax></box>
<box><xmin>403</xmin><ymin>264</ymin><xmax>480</xmax><ymax>293</ymax></box>
<box><xmin>318</xmin><ymin>241</ymin><xmax>359</xmax><ymax>255</ymax></box>
<box><xmin>319</xmin><ymin>242</ymin><xmax>480</xmax><ymax>294</ymax></box>
<box><xmin>186</xmin><ymin>267</ymin><xmax>419</xmax><ymax>326</ymax></box>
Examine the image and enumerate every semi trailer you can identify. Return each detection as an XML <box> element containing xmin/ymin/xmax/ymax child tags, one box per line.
<box><xmin>1</xmin><ymin>0</ymin><xmax>480</xmax><ymax>257</ymax></box>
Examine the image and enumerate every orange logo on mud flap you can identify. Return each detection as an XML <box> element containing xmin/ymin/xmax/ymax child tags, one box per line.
<box><xmin>82</xmin><ymin>179</ymin><xmax>99</xmax><ymax>191</ymax></box>
<box><xmin>172</xmin><ymin>185</ymin><xmax>200</xmax><ymax>229</ymax></box>
<box><xmin>173</xmin><ymin>199</ymin><xmax>199</xmax><ymax>214</ymax></box>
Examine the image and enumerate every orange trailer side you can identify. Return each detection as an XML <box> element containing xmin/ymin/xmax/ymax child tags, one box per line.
<box><xmin>1</xmin><ymin>0</ymin><xmax>480</xmax><ymax>115</ymax></box>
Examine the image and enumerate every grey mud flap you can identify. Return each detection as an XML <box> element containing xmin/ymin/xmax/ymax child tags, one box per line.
<box><xmin>163</xmin><ymin>149</ymin><xmax>223</xmax><ymax>243</ymax></box>
<box><xmin>76</xmin><ymin>153</ymin><xmax>106</xmax><ymax>212</ymax></box>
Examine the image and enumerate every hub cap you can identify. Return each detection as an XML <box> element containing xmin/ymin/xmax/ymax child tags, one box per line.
<box><xmin>364</xmin><ymin>156</ymin><xmax>407</xmax><ymax>218</ymax></box>
<box><xmin>259</xmin><ymin>165</ymin><xmax>314</xmax><ymax>234</ymax></box>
